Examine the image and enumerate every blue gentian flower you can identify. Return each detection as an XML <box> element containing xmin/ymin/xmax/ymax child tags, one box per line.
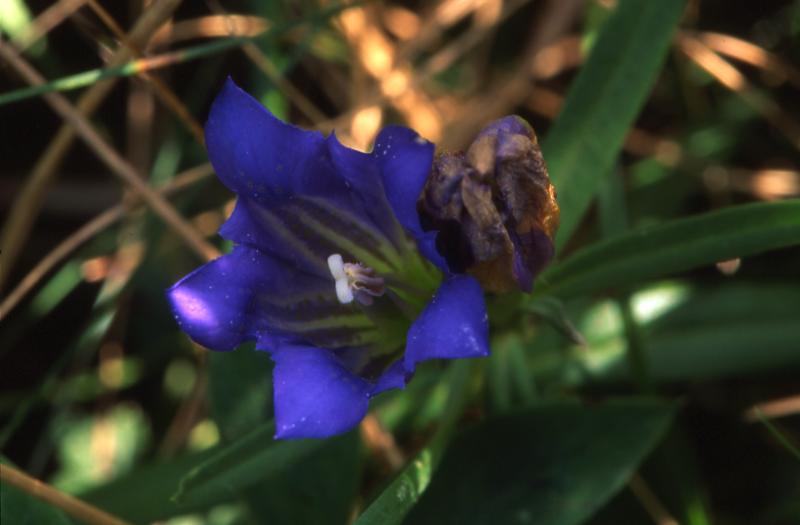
<box><xmin>168</xmin><ymin>79</ymin><xmax>490</xmax><ymax>439</ymax></box>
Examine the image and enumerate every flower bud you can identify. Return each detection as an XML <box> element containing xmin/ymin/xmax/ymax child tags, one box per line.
<box><xmin>418</xmin><ymin>116</ymin><xmax>559</xmax><ymax>293</ymax></box>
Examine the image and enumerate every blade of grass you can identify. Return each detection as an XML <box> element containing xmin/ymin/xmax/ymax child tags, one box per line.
<box><xmin>0</xmin><ymin>41</ymin><xmax>221</xmax><ymax>263</ymax></box>
<box><xmin>0</xmin><ymin>0</ymin><xmax>183</xmax><ymax>291</ymax></box>
<box><xmin>540</xmin><ymin>200</ymin><xmax>800</xmax><ymax>299</ymax></box>
<box><xmin>86</xmin><ymin>0</ymin><xmax>205</xmax><ymax>145</ymax></box>
<box><xmin>0</xmin><ymin>163</ymin><xmax>213</xmax><ymax>321</ymax></box>
<box><xmin>542</xmin><ymin>0</ymin><xmax>686</xmax><ymax>249</ymax></box>
<box><xmin>172</xmin><ymin>422</ymin><xmax>325</xmax><ymax>506</ymax></box>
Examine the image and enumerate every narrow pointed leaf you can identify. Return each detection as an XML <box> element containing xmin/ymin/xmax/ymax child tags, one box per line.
<box><xmin>543</xmin><ymin>0</ymin><xmax>686</xmax><ymax>248</ymax></box>
<box><xmin>541</xmin><ymin>200</ymin><xmax>800</xmax><ymax>298</ymax></box>
<box><xmin>172</xmin><ymin>421</ymin><xmax>327</xmax><ymax>506</ymax></box>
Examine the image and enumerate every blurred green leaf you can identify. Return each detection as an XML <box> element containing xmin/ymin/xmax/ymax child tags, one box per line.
<box><xmin>356</xmin><ymin>361</ymin><xmax>474</xmax><ymax>525</ymax></box>
<box><xmin>28</xmin><ymin>262</ymin><xmax>83</xmax><ymax>317</ymax></box>
<box><xmin>51</xmin><ymin>405</ymin><xmax>151</xmax><ymax>493</ymax></box>
<box><xmin>359</xmin><ymin>448</ymin><xmax>436</xmax><ymax>525</ymax></box>
<box><xmin>173</xmin><ymin>422</ymin><xmax>326</xmax><ymax>507</ymax></box>
<box><xmin>488</xmin><ymin>334</ymin><xmax>539</xmax><ymax>412</ymax></box>
<box><xmin>542</xmin><ymin>200</ymin><xmax>800</xmax><ymax>299</ymax></box>
<box><xmin>1</xmin><ymin>459</ymin><xmax>73</xmax><ymax>525</ymax></box>
<box><xmin>0</xmin><ymin>0</ymin><xmax>33</xmax><ymax>42</ymax></box>
<box><xmin>543</xmin><ymin>0</ymin><xmax>686</xmax><ymax>248</ymax></box>
<box><xmin>404</xmin><ymin>400</ymin><xmax>676</xmax><ymax>525</ymax></box>
<box><xmin>243</xmin><ymin>432</ymin><xmax>362</xmax><ymax>525</ymax></box>
<box><xmin>570</xmin><ymin>283</ymin><xmax>800</xmax><ymax>383</ymax></box>
<box><xmin>525</xmin><ymin>296</ymin><xmax>586</xmax><ymax>346</ymax></box>
<box><xmin>80</xmin><ymin>449</ymin><xmax>218</xmax><ymax>523</ymax></box>
<box><xmin>642</xmin><ymin>318</ymin><xmax>800</xmax><ymax>382</ymax></box>
<box><xmin>208</xmin><ymin>346</ymin><xmax>272</xmax><ymax>442</ymax></box>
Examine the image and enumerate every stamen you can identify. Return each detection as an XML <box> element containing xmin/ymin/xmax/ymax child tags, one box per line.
<box><xmin>327</xmin><ymin>253</ymin><xmax>386</xmax><ymax>306</ymax></box>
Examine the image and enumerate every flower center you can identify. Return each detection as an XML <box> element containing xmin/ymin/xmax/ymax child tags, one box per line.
<box><xmin>327</xmin><ymin>253</ymin><xmax>386</xmax><ymax>306</ymax></box>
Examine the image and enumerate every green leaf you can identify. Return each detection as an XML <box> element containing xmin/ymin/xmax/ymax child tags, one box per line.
<box><xmin>543</xmin><ymin>0</ymin><xmax>686</xmax><ymax>249</ymax></box>
<box><xmin>525</xmin><ymin>296</ymin><xmax>586</xmax><ymax>346</ymax></box>
<box><xmin>79</xmin><ymin>450</ymin><xmax>218</xmax><ymax>523</ymax></box>
<box><xmin>51</xmin><ymin>405</ymin><xmax>150</xmax><ymax>493</ymax></box>
<box><xmin>172</xmin><ymin>421</ymin><xmax>327</xmax><ymax>507</ymax></box>
<box><xmin>541</xmin><ymin>200</ymin><xmax>800</xmax><ymax>299</ymax></box>
<box><xmin>404</xmin><ymin>400</ymin><xmax>676</xmax><ymax>525</ymax></box>
<box><xmin>568</xmin><ymin>283</ymin><xmax>800</xmax><ymax>384</ymax></box>
<box><xmin>357</xmin><ymin>447</ymin><xmax>436</xmax><ymax>525</ymax></box>
<box><xmin>243</xmin><ymin>432</ymin><xmax>362</xmax><ymax>525</ymax></box>
<box><xmin>356</xmin><ymin>361</ymin><xmax>474</xmax><ymax>525</ymax></box>
<box><xmin>208</xmin><ymin>345</ymin><xmax>272</xmax><ymax>441</ymax></box>
<box><xmin>646</xmin><ymin>319</ymin><xmax>800</xmax><ymax>379</ymax></box>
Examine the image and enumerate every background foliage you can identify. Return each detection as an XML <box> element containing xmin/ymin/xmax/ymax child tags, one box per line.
<box><xmin>1</xmin><ymin>0</ymin><xmax>799</xmax><ymax>524</ymax></box>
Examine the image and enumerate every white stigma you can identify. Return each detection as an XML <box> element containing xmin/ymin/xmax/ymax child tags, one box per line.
<box><xmin>328</xmin><ymin>254</ymin><xmax>347</xmax><ymax>281</ymax></box>
<box><xmin>335</xmin><ymin>278</ymin><xmax>354</xmax><ymax>304</ymax></box>
<box><xmin>327</xmin><ymin>253</ymin><xmax>385</xmax><ymax>306</ymax></box>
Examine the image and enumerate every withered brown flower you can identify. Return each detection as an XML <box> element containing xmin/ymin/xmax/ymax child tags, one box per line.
<box><xmin>418</xmin><ymin>116</ymin><xmax>560</xmax><ymax>293</ymax></box>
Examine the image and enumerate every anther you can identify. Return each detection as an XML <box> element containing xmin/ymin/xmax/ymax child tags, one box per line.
<box><xmin>327</xmin><ymin>254</ymin><xmax>386</xmax><ymax>306</ymax></box>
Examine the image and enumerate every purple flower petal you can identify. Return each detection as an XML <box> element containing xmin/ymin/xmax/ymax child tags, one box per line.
<box><xmin>327</xmin><ymin>132</ymin><xmax>403</xmax><ymax>240</ymax></box>
<box><xmin>374</xmin><ymin>126</ymin><xmax>449</xmax><ymax>271</ymax></box>
<box><xmin>404</xmin><ymin>274</ymin><xmax>489</xmax><ymax>372</ymax></box>
<box><xmin>371</xmin><ymin>359</ymin><xmax>409</xmax><ymax>395</ymax></box>
<box><xmin>167</xmin><ymin>245</ymin><xmax>338</xmax><ymax>351</ymax></box>
<box><xmin>475</xmin><ymin>115</ymin><xmax>532</xmax><ymax>141</ymax></box>
<box><xmin>206</xmin><ymin>79</ymin><xmax>368</xmax><ymax>217</ymax></box>
<box><xmin>168</xmin><ymin>246</ymin><xmax>269</xmax><ymax>350</ymax></box>
<box><xmin>218</xmin><ymin>196</ymin><xmax>328</xmax><ymax>276</ymax></box>
<box><xmin>272</xmin><ymin>345</ymin><xmax>371</xmax><ymax>439</ymax></box>
<box><xmin>375</xmin><ymin>126</ymin><xmax>432</xmax><ymax>232</ymax></box>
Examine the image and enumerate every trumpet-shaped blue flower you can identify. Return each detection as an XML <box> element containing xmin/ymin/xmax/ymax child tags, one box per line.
<box><xmin>168</xmin><ymin>79</ymin><xmax>489</xmax><ymax>439</ymax></box>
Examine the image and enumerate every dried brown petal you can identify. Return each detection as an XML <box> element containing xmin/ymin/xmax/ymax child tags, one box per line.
<box><xmin>418</xmin><ymin>116</ymin><xmax>560</xmax><ymax>293</ymax></box>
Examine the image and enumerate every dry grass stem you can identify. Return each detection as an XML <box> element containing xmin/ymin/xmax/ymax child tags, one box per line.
<box><xmin>205</xmin><ymin>2</ymin><xmax>328</xmax><ymax>124</ymax></box>
<box><xmin>744</xmin><ymin>395</ymin><xmax>800</xmax><ymax>422</ymax></box>
<box><xmin>0</xmin><ymin>164</ymin><xmax>214</xmax><ymax>321</ymax></box>
<box><xmin>628</xmin><ymin>473</ymin><xmax>680</xmax><ymax>525</ymax></box>
<box><xmin>86</xmin><ymin>0</ymin><xmax>206</xmax><ymax>144</ymax></box>
<box><xmin>442</xmin><ymin>0</ymin><xmax>583</xmax><ymax>149</ymax></box>
<box><xmin>525</xmin><ymin>86</ymin><xmax>683</xmax><ymax>166</ymax></box>
<box><xmin>360</xmin><ymin>414</ymin><xmax>405</xmax><ymax>471</ymax></box>
<box><xmin>0</xmin><ymin>0</ymin><xmax>184</xmax><ymax>291</ymax></box>
<box><xmin>149</xmin><ymin>15</ymin><xmax>270</xmax><ymax>48</ymax></box>
<box><xmin>0</xmin><ymin>464</ymin><xmax>131</xmax><ymax>525</ymax></box>
<box><xmin>697</xmin><ymin>31</ymin><xmax>800</xmax><ymax>90</ymax></box>
<box><xmin>677</xmin><ymin>34</ymin><xmax>800</xmax><ymax>151</ymax></box>
<box><xmin>0</xmin><ymin>42</ymin><xmax>220</xmax><ymax>265</ymax></box>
